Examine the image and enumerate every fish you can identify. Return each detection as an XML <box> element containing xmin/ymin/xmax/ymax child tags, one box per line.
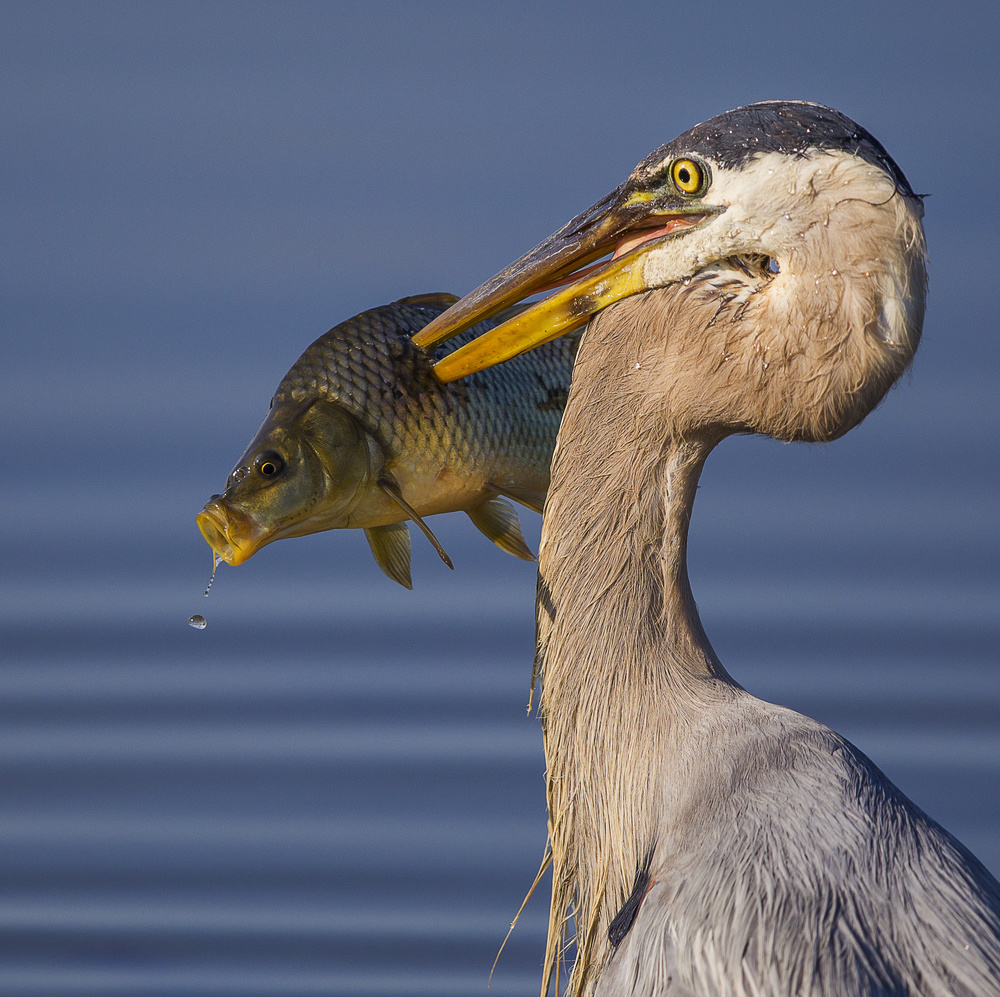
<box><xmin>197</xmin><ymin>293</ymin><xmax>577</xmax><ymax>588</ymax></box>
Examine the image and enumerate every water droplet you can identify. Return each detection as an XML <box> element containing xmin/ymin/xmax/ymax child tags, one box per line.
<box><xmin>203</xmin><ymin>552</ymin><xmax>220</xmax><ymax>597</ymax></box>
<box><xmin>682</xmin><ymin>277</ymin><xmax>692</xmax><ymax>286</ymax></box>
<box><xmin>830</xmin><ymin>268</ymin><xmax>838</xmax><ymax>276</ymax></box>
<box><xmin>188</xmin><ymin>615</ymin><xmax>207</xmax><ymax>630</ymax></box>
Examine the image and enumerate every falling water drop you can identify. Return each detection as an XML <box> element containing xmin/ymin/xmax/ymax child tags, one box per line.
<box><xmin>188</xmin><ymin>553</ymin><xmax>220</xmax><ymax>629</ymax></box>
<box><xmin>203</xmin><ymin>552</ymin><xmax>220</xmax><ymax>597</ymax></box>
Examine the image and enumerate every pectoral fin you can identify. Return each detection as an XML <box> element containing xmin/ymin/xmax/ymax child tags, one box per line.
<box><xmin>467</xmin><ymin>496</ymin><xmax>535</xmax><ymax>561</ymax></box>
<box><xmin>364</xmin><ymin>523</ymin><xmax>413</xmax><ymax>589</ymax></box>
<box><xmin>377</xmin><ymin>477</ymin><xmax>454</xmax><ymax>571</ymax></box>
<box><xmin>492</xmin><ymin>484</ymin><xmax>546</xmax><ymax>515</ymax></box>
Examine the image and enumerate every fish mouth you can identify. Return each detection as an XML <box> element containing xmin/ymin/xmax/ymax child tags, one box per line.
<box><xmin>196</xmin><ymin>501</ymin><xmax>264</xmax><ymax>567</ymax></box>
<box><xmin>411</xmin><ymin>183</ymin><xmax>722</xmax><ymax>381</ymax></box>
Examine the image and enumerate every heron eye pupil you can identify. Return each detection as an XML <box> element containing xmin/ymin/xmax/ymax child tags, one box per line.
<box><xmin>669</xmin><ymin>158</ymin><xmax>705</xmax><ymax>195</ymax></box>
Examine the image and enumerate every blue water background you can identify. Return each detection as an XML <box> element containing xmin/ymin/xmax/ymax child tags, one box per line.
<box><xmin>2</xmin><ymin>3</ymin><xmax>998</xmax><ymax>994</ymax></box>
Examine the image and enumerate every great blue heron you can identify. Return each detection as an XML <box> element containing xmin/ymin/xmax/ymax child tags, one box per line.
<box><xmin>413</xmin><ymin>102</ymin><xmax>1000</xmax><ymax>996</ymax></box>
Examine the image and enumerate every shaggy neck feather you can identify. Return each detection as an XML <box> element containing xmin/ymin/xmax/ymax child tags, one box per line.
<box><xmin>535</xmin><ymin>305</ymin><xmax>733</xmax><ymax>994</ymax></box>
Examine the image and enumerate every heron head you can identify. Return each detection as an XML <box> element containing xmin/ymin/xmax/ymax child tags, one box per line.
<box><xmin>414</xmin><ymin>101</ymin><xmax>926</xmax><ymax>442</ymax></box>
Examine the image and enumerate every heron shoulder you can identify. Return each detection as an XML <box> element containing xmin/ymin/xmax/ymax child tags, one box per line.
<box><xmin>627</xmin><ymin>695</ymin><xmax>1000</xmax><ymax>996</ymax></box>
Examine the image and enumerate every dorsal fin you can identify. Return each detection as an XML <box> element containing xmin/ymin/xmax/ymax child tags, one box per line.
<box><xmin>466</xmin><ymin>495</ymin><xmax>535</xmax><ymax>561</ymax></box>
<box><xmin>377</xmin><ymin>477</ymin><xmax>454</xmax><ymax>570</ymax></box>
<box><xmin>393</xmin><ymin>292</ymin><xmax>460</xmax><ymax>309</ymax></box>
<box><xmin>364</xmin><ymin>523</ymin><xmax>412</xmax><ymax>589</ymax></box>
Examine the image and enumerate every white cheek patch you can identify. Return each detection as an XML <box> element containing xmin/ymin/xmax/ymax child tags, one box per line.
<box><xmin>641</xmin><ymin>234</ymin><xmax>722</xmax><ymax>290</ymax></box>
<box><xmin>641</xmin><ymin>241</ymin><xmax>694</xmax><ymax>289</ymax></box>
<box><xmin>634</xmin><ymin>149</ymin><xmax>925</xmax><ymax>363</ymax></box>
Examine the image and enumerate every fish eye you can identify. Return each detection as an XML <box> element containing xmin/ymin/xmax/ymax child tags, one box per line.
<box><xmin>254</xmin><ymin>450</ymin><xmax>285</xmax><ymax>478</ymax></box>
<box><xmin>670</xmin><ymin>158</ymin><xmax>708</xmax><ymax>196</ymax></box>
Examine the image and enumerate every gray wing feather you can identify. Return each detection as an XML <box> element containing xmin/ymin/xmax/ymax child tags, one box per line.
<box><xmin>598</xmin><ymin>895</ymin><xmax>697</xmax><ymax>996</ymax></box>
<box><xmin>597</xmin><ymin>705</ymin><xmax>1000</xmax><ymax>996</ymax></box>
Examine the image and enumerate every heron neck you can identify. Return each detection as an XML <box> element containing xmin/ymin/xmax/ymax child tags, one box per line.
<box><xmin>534</xmin><ymin>326</ymin><xmax>734</xmax><ymax>994</ymax></box>
<box><xmin>536</xmin><ymin>410</ymin><xmax>729</xmax><ymax>695</ymax></box>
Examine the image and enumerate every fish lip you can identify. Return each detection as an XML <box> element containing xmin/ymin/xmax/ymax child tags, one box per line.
<box><xmin>196</xmin><ymin>501</ymin><xmax>258</xmax><ymax>566</ymax></box>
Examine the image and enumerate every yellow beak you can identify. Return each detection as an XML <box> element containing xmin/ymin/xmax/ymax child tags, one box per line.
<box><xmin>412</xmin><ymin>185</ymin><xmax>719</xmax><ymax>382</ymax></box>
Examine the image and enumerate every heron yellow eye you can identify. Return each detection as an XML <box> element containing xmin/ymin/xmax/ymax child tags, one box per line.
<box><xmin>670</xmin><ymin>158</ymin><xmax>706</xmax><ymax>196</ymax></box>
<box><xmin>254</xmin><ymin>451</ymin><xmax>285</xmax><ymax>478</ymax></box>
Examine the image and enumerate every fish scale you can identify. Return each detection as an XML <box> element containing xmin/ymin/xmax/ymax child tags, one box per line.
<box><xmin>278</xmin><ymin>300</ymin><xmax>569</xmax><ymax>471</ymax></box>
<box><xmin>198</xmin><ymin>294</ymin><xmax>577</xmax><ymax>587</ymax></box>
